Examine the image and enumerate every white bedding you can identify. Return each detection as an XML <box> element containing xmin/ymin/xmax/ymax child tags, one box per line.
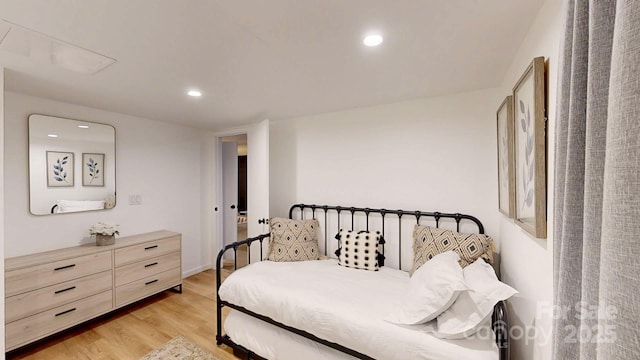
<box><xmin>219</xmin><ymin>259</ymin><xmax>498</xmax><ymax>360</ymax></box>
<box><xmin>55</xmin><ymin>200</ymin><xmax>105</xmax><ymax>213</ymax></box>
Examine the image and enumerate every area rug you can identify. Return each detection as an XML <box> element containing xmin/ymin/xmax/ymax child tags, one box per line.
<box><xmin>141</xmin><ymin>336</ymin><xmax>221</xmax><ymax>360</ymax></box>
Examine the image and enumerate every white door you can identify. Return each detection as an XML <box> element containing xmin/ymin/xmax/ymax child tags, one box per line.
<box><xmin>222</xmin><ymin>141</ymin><xmax>238</xmax><ymax>253</ymax></box>
<box><xmin>247</xmin><ymin>119</ymin><xmax>270</xmax><ymax>262</ymax></box>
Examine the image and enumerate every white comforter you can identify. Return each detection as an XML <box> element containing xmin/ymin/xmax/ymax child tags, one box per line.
<box><xmin>219</xmin><ymin>259</ymin><xmax>498</xmax><ymax>360</ymax></box>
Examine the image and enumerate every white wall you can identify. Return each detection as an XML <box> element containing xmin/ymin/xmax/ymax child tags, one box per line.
<box><xmin>4</xmin><ymin>92</ymin><xmax>215</xmax><ymax>276</ymax></box>
<box><xmin>1</xmin><ymin>67</ymin><xmax>6</xmax><ymax>355</ymax></box>
<box><xmin>495</xmin><ymin>0</ymin><xmax>562</xmax><ymax>359</ymax></box>
<box><xmin>269</xmin><ymin>120</ymin><xmax>297</xmax><ymax>217</ymax></box>
<box><xmin>270</xmin><ymin>88</ymin><xmax>503</xmax><ymax>267</ymax></box>
<box><xmin>200</xmin><ymin>133</ymin><xmax>216</xmax><ymax>273</ymax></box>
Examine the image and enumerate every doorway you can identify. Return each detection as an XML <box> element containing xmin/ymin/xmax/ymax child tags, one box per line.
<box><xmin>215</xmin><ymin>119</ymin><xmax>270</xmax><ymax>268</ymax></box>
<box><xmin>221</xmin><ymin>134</ymin><xmax>248</xmax><ymax>267</ymax></box>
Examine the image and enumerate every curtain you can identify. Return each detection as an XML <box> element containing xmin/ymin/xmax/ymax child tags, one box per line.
<box><xmin>554</xmin><ymin>0</ymin><xmax>640</xmax><ymax>359</ymax></box>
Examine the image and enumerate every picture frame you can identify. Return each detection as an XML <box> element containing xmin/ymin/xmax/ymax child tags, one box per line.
<box><xmin>497</xmin><ymin>96</ymin><xmax>515</xmax><ymax>218</ymax></box>
<box><xmin>512</xmin><ymin>57</ymin><xmax>547</xmax><ymax>238</ymax></box>
<box><xmin>82</xmin><ymin>153</ymin><xmax>105</xmax><ymax>187</ymax></box>
<box><xmin>46</xmin><ymin>151</ymin><xmax>74</xmax><ymax>187</ymax></box>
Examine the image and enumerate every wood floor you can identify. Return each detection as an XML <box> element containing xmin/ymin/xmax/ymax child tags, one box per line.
<box><xmin>6</xmin><ymin>269</ymin><xmax>240</xmax><ymax>360</ymax></box>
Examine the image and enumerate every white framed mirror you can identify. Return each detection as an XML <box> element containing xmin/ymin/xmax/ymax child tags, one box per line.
<box><xmin>28</xmin><ymin>114</ymin><xmax>116</xmax><ymax>215</ymax></box>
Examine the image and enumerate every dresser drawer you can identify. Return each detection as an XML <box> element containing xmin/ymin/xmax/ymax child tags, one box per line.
<box><xmin>5</xmin><ymin>270</ymin><xmax>113</xmax><ymax>324</ymax></box>
<box><xmin>115</xmin><ymin>268</ymin><xmax>180</xmax><ymax>307</ymax></box>
<box><xmin>6</xmin><ymin>290</ymin><xmax>112</xmax><ymax>351</ymax></box>
<box><xmin>5</xmin><ymin>251</ymin><xmax>112</xmax><ymax>297</ymax></box>
<box><xmin>115</xmin><ymin>236</ymin><xmax>180</xmax><ymax>267</ymax></box>
<box><xmin>115</xmin><ymin>251</ymin><xmax>180</xmax><ymax>287</ymax></box>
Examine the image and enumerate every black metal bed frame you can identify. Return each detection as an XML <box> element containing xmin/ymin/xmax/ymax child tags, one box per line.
<box><xmin>216</xmin><ymin>204</ymin><xmax>510</xmax><ymax>360</ymax></box>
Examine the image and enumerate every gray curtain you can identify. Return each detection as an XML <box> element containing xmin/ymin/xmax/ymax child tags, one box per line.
<box><xmin>554</xmin><ymin>0</ymin><xmax>640</xmax><ymax>359</ymax></box>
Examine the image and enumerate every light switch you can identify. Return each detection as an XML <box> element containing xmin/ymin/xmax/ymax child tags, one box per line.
<box><xmin>129</xmin><ymin>194</ymin><xmax>142</xmax><ymax>205</ymax></box>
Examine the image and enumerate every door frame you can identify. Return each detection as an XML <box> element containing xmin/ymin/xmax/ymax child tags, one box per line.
<box><xmin>213</xmin><ymin>126</ymin><xmax>251</xmax><ymax>261</ymax></box>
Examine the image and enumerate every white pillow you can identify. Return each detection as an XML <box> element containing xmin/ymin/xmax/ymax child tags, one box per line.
<box><xmin>385</xmin><ymin>251</ymin><xmax>470</xmax><ymax>325</ymax></box>
<box><xmin>435</xmin><ymin>258</ymin><xmax>517</xmax><ymax>339</ymax></box>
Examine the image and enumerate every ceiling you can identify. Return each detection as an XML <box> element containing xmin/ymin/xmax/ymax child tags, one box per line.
<box><xmin>0</xmin><ymin>0</ymin><xmax>544</xmax><ymax>130</ymax></box>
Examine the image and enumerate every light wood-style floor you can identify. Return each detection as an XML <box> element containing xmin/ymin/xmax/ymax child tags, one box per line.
<box><xmin>7</xmin><ymin>269</ymin><xmax>240</xmax><ymax>360</ymax></box>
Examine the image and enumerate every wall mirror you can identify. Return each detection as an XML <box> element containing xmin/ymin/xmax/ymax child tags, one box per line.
<box><xmin>28</xmin><ymin>114</ymin><xmax>116</xmax><ymax>215</ymax></box>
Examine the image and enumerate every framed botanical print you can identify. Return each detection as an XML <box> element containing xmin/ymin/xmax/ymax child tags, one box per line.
<box><xmin>83</xmin><ymin>153</ymin><xmax>105</xmax><ymax>186</ymax></box>
<box><xmin>512</xmin><ymin>57</ymin><xmax>547</xmax><ymax>238</ymax></box>
<box><xmin>46</xmin><ymin>151</ymin><xmax>74</xmax><ymax>187</ymax></box>
<box><xmin>497</xmin><ymin>96</ymin><xmax>515</xmax><ymax>218</ymax></box>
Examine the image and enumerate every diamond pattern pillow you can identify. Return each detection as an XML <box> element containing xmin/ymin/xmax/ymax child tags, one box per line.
<box><xmin>336</xmin><ymin>230</ymin><xmax>381</xmax><ymax>271</ymax></box>
<box><xmin>267</xmin><ymin>217</ymin><xmax>320</xmax><ymax>262</ymax></box>
<box><xmin>410</xmin><ymin>225</ymin><xmax>494</xmax><ymax>276</ymax></box>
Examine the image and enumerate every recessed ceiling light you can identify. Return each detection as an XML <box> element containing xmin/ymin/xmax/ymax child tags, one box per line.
<box><xmin>187</xmin><ymin>90</ymin><xmax>202</xmax><ymax>97</ymax></box>
<box><xmin>78</xmin><ymin>125</ymin><xmax>90</xmax><ymax>129</ymax></box>
<box><xmin>363</xmin><ymin>34</ymin><xmax>383</xmax><ymax>47</ymax></box>
<box><xmin>47</xmin><ymin>134</ymin><xmax>58</xmax><ymax>138</ymax></box>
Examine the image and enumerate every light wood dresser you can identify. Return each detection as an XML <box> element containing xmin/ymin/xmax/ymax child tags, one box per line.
<box><xmin>4</xmin><ymin>230</ymin><xmax>182</xmax><ymax>351</ymax></box>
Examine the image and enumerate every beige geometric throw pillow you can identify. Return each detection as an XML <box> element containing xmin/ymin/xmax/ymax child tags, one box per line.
<box><xmin>410</xmin><ymin>225</ymin><xmax>494</xmax><ymax>276</ymax></box>
<box><xmin>267</xmin><ymin>217</ymin><xmax>320</xmax><ymax>262</ymax></box>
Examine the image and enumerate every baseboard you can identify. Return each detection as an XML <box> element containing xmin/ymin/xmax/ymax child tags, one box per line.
<box><xmin>182</xmin><ymin>263</ymin><xmax>212</xmax><ymax>278</ymax></box>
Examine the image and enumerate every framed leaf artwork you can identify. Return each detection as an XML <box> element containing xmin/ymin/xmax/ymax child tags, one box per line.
<box><xmin>512</xmin><ymin>57</ymin><xmax>546</xmax><ymax>238</ymax></box>
<box><xmin>46</xmin><ymin>151</ymin><xmax>74</xmax><ymax>187</ymax></box>
<box><xmin>83</xmin><ymin>153</ymin><xmax>105</xmax><ymax>187</ymax></box>
<box><xmin>497</xmin><ymin>96</ymin><xmax>515</xmax><ymax>218</ymax></box>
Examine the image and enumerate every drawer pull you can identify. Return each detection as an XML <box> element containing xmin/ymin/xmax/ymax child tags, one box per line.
<box><xmin>144</xmin><ymin>245</ymin><xmax>158</xmax><ymax>250</ymax></box>
<box><xmin>145</xmin><ymin>279</ymin><xmax>158</xmax><ymax>285</ymax></box>
<box><xmin>145</xmin><ymin>262</ymin><xmax>159</xmax><ymax>268</ymax></box>
<box><xmin>54</xmin><ymin>286</ymin><xmax>77</xmax><ymax>294</ymax></box>
<box><xmin>54</xmin><ymin>264</ymin><xmax>76</xmax><ymax>271</ymax></box>
<box><xmin>55</xmin><ymin>308</ymin><xmax>76</xmax><ymax>317</ymax></box>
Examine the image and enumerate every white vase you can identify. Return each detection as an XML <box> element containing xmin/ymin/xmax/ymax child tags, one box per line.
<box><xmin>95</xmin><ymin>234</ymin><xmax>115</xmax><ymax>246</ymax></box>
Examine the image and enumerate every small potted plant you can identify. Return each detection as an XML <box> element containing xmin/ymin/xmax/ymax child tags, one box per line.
<box><xmin>90</xmin><ymin>222</ymin><xmax>120</xmax><ymax>246</ymax></box>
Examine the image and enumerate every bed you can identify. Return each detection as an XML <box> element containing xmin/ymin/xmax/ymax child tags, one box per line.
<box><xmin>216</xmin><ymin>204</ymin><xmax>510</xmax><ymax>360</ymax></box>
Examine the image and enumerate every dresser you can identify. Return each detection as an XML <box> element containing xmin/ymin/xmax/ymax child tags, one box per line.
<box><xmin>4</xmin><ymin>230</ymin><xmax>182</xmax><ymax>351</ymax></box>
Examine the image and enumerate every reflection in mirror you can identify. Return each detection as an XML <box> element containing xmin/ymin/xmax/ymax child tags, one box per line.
<box><xmin>28</xmin><ymin>114</ymin><xmax>116</xmax><ymax>215</ymax></box>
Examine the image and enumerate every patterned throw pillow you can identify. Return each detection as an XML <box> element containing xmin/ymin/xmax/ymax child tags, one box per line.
<box><xmin>410</xmin><ymin>225</ymin><xmax>494</xmax><ymax>276</ymax></box>
<box><xmin>267</xmin><ymin>217</ymin><xmax>320</xmax><ymax>262</ymax></box>
<box><xmin>336</xmin><ymin>230</ymin><xmax>381</xmax><ymax>271</ymax></box>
